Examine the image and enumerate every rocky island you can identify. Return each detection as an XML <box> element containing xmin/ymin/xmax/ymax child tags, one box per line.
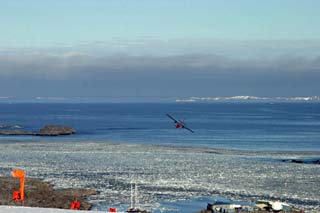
<box><xmin>0</xmin><ymin>125</ymin><xmax>76</xmax><ymax>136</ymax></box>
<box><xmin>38</xmin><ymin>125</ymin><xmax>76</xmax><ymax>136</ymax></box>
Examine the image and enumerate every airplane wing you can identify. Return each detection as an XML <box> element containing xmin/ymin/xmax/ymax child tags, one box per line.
<box><xmin>166</xmin><ymin>114</ymin><xmax>178</xmax><ymax>123</ymax></box>
<box><xmin>182</xmin><ymin>125</ymin><xmax>194</xmax><ymax>133</ymax></box>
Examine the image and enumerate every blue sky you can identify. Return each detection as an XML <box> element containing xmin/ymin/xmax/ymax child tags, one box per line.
<box><xmin>1</xmin><ymin>0</ymin><xmax>320</xmax><ymax>45</ymax></box>
<box><xmin>0</xmin><ymin>1</ymin><xmax>320</xmax><ymax>100</ymax></box>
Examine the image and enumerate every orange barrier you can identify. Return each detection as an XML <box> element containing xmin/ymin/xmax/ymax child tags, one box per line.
<box><xmin>70</xmin><ymin>200</ymin><xmax>81</xmax><ymax>210</ymax></box>
<box><xmin>11</xmin><ymin>169</ymin><xmax>25</xmax><ymax>202</ymax></box>
<box><xmin>109</xmin><ymin>207</ymin><xmax>117</xmax><ymax>212</ymax></box>
<box><xmin>12</xmin><ymin>190</ymin><xmax>21</xmax><ymax>201</ymax></box>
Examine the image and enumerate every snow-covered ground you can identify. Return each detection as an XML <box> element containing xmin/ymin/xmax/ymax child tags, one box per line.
<box><xmin>0</xmin><ymin>141</ymin><xmax>319</xmax><ymax>212</ymax></box>
<box><xmin>0</xmin><ymin>206</ymin><xmax>105</xmax><ymax>213</ymax></box>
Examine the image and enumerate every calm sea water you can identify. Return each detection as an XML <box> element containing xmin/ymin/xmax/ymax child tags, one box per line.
<box><xmin>0</xmin><ymin>102</ymin><xmax>320</xmax><ymax>151</ymax></box>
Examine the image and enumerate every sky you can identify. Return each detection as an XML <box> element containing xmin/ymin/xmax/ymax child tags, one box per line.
<box><xmin>0</xmin><ymin>0</ymin><xmax>320</xmax><ymax>101</ymax></box>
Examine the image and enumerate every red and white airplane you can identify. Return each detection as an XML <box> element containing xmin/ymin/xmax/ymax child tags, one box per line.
<box><xmin>166</xmin><ymin>114</ymin><xmax>194</xmax><ymax>133</ymax></box>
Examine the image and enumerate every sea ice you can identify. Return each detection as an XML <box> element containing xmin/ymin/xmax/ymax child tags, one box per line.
<box><xmin>0</xmin><ymin>141</ymin><xmax>319</xmax><ymax>211</ymax></box>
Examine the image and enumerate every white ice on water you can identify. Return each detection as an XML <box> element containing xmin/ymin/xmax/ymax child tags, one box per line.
<box><xmin>0</xmin><ymin>141</ymin><xmax>319</xmax><ymax>211</ymax></box>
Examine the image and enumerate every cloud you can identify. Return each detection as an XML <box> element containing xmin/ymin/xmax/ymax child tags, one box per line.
<box><xmin>0</xmin><ymin>49</ymin><xmax>318</xmax><ymax>77</ymax></box>
<box><xmin>0</xmin><ymin>39</ymin><xmax>319</xmax><ymax>98</ymax></box>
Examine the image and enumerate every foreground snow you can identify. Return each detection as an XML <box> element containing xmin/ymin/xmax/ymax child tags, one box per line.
<box><xmin>0</xmin><ymin>206</ymin><xmax>106</xmax><ymax>213</ymax></box>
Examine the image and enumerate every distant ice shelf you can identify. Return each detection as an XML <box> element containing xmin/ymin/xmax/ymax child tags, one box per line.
<box><xmin>176</xmin><ymin>96</ymin><xmax>320</xmax><ymax>102</ymax></box>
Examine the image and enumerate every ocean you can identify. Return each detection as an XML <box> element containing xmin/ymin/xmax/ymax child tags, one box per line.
<box><xmin>1</xmin><ymin>102</ymin><xmax>320</xmax><ymax>151</ymax></box>
<box><xmin>0</xmin><ymin>102</ymin><xmax>319</xmax><ymax>212</ymax></box>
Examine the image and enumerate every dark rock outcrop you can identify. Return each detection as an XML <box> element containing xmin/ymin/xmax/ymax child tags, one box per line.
<box><xmin>0</xmin><ymin>130</ymin><xmax>35</xmax><ymax>135</ymax></box>
<box><xmin>282</xmin><ymin>159</ymin><xmax>320</xmax><ymax>165</ymax></box>
<box><xmin>0</xmin><ymin>125</ymin><xmax>76</xmax><ymax>136</ymax></box>
<box><xmin>38</xmin><ymin>125</ymin><xmax>76</xmax><ymax>136</ymax></box>
<box><xmin>0</xmin><ymin>177</ymin><xmax>96</xmax><ymax>210</ymax></box>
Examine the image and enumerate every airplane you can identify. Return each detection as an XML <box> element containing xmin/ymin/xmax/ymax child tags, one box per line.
<box><xmin>166</xmin><ymin>114</ymin><xmax>194</xmax><ymax>133</ymax></box>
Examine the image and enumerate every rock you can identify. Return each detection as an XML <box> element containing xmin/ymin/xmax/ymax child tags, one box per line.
<box><xmin>0</xmin><ymin>130</ymin><xmax>35</xmax><ymax>135</ymax></box>
<box><xmin>282</xmin><ymin>158</ymin><xmax>320</xmax><ymax>165</ymax></box>
<box><xmin>290</xmin><ymin>159</ymin><xmax>304</xmax><ymax>164</ymax></box>
<box><xmin>313</xmin><ymin>160</ymin><xmax>320</xmax><ymax>164</ymax></box>
<box><xmin>0</xmin><ymin>177</ymin><xmax>97</xmax><ymax>210</ymax></box>
<box><xmin>0</xmin><ymin>125</ymin><xmax>76</xmax><ymax>136</ymax></box>
<box><xmin>38</xmin><ymin>125</ymin><xmax>76</xmax><ymax>136</ymax></box>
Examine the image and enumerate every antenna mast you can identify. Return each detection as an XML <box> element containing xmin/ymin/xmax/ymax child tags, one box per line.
<box><xmin>130</xmin><ymin>181</ymin><xmax>134</xmax><ymax>209</ymax></box>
